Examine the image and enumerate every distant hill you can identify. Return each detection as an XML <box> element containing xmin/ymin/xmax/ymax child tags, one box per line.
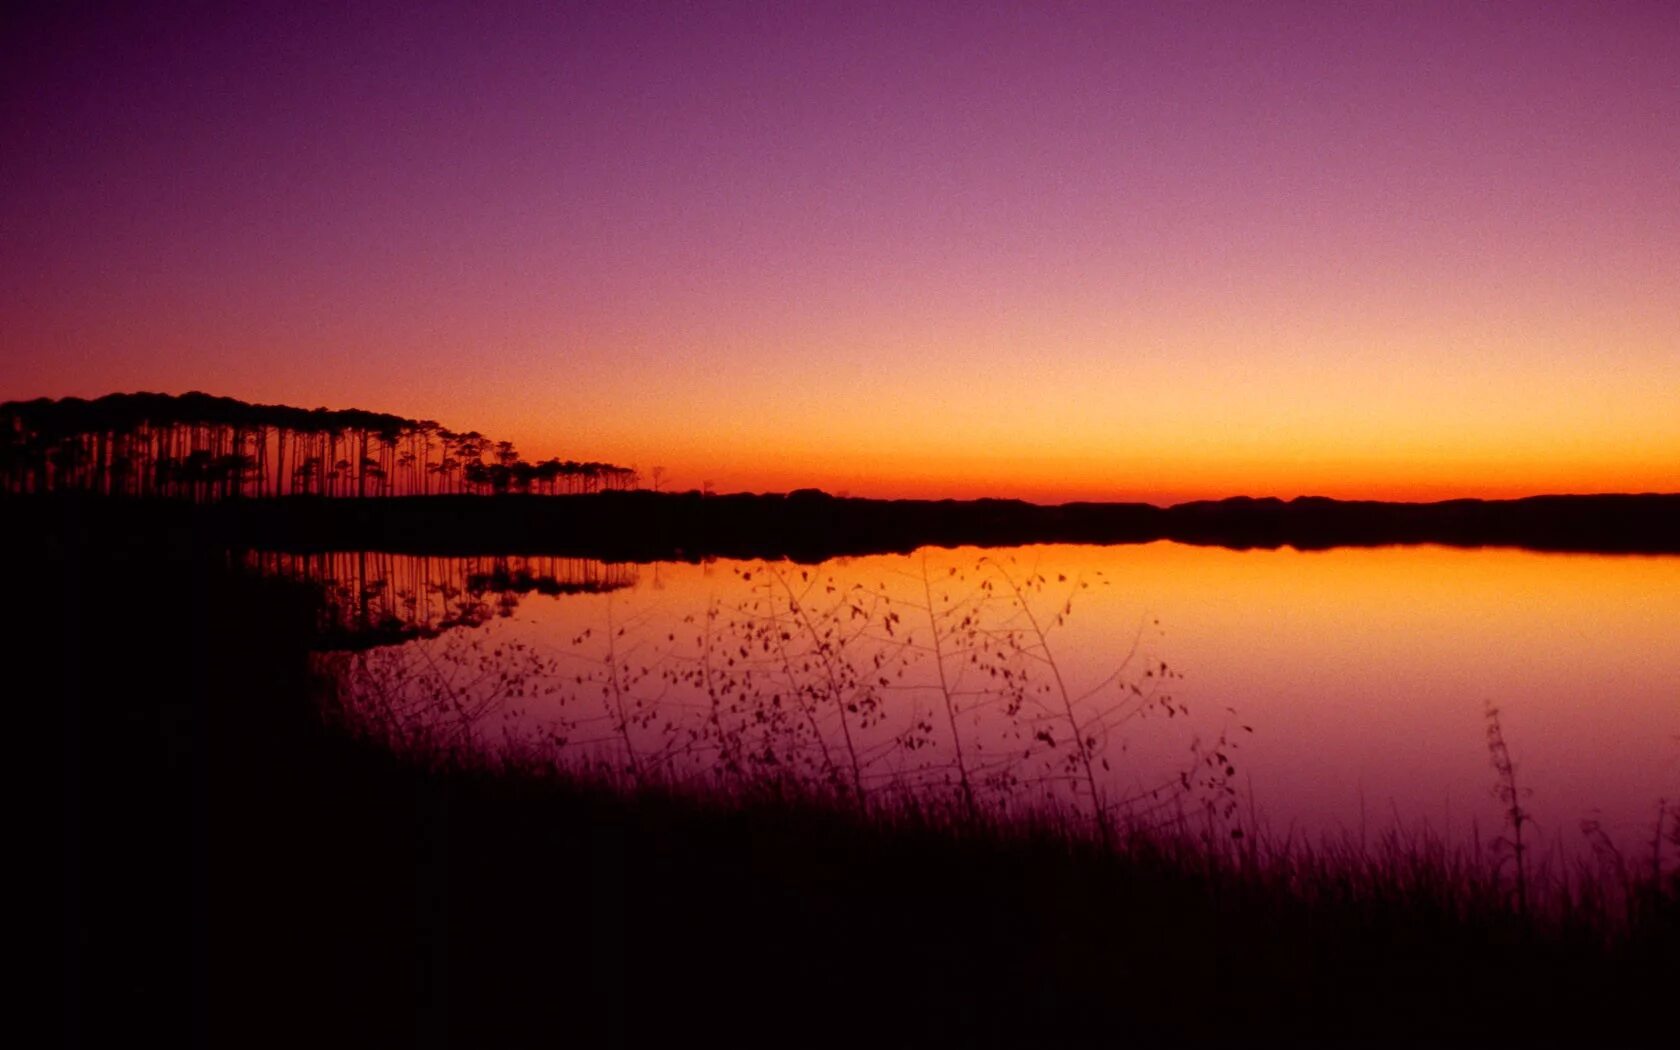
<box><xmin>12</xmin><ymin>488</ymin><xmax>1678</xmax><ymax>560</ymax></box>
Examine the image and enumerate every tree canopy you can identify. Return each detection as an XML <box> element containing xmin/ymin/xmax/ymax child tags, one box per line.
<box><xmin>1</xmin><ymin>391</ymin><xmax>637</xmax><ymax>499</ymax></box>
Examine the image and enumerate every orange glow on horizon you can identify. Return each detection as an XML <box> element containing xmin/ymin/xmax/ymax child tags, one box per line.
<box><xmin>4</xmin><ymin>5</ymin><xmax>1676</xmax><ymax>505</ymax></box>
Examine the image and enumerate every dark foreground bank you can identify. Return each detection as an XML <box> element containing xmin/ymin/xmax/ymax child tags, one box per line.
<box><xmin>43</xmin><ymin>518</ymin><xmax>1677</xmax><ymax>1047</ymax></box>
<box><xmin>19</xmin><ymin>488</ymin><xmax>1680</xmax><ymax>562</ymax></box>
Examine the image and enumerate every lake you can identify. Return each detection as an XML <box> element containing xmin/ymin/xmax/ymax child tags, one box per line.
<box><xmin>283</xmin><ymin>542</ymin><xmax>1679</xmax><ymax>859</ymax></box>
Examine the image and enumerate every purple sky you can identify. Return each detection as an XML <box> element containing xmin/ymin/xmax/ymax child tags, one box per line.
<box><xmin>4</xmin><ymin>1</ymin><xmax>1677</xmax><ymax>500</ymax></box>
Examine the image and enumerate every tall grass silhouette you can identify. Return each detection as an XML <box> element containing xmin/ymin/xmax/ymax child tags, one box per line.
<box><xmin>317</xmin><ymin>550</ymin><xmax>1680</xmax><ymax>946</ymax></box>
<box><xmin>45</xmin><ymin>472</ymin><xmax>1676</xmax><ymax>1047</ymax></box>
<box><xmin>324</xmin><ymin>553</ymin><xmax>1248</xmax><ymax>837</ymax></box>
<box><xmin>1484</xmin><ymin>700</ymin><xmax>1531</xmax><ymax>919</ymax></box>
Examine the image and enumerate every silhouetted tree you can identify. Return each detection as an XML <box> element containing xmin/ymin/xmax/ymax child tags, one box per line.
<box><xmin>0</xmin><ymin>392</ymin><xmax>640</xmax><ymax>502</ymax></box>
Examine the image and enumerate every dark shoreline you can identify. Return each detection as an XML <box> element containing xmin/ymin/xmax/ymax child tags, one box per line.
<box><xmin>41</xmin><ymin>515</ymin><xmax>1680</xmax><ymax>1047</ymax></box>
<box><xmin>14</xmin><ymin>489</ymin><xmax>1680</xmax><ymax>561</ymax></box>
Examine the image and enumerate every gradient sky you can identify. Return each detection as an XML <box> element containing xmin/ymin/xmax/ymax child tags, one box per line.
<box><xmin>4</xmin><ymin>1</ymin><xmax>1676</xmax><ymax>503</ymax></box>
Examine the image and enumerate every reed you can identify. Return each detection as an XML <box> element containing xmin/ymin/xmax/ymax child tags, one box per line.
<box><xmin>321</xmin><ymin>554</ymin><xmax>1673</xmax><ymax>945</ymax></box>
<box><xmin>328</xmin><ymin>554</ymin><xmax>1246</xmax><ymax>836</ymax></box>
<box><xmin>48</xmin><ymin>530</ymin><xmax>1678</xmax><ymax>1047</ymax></box>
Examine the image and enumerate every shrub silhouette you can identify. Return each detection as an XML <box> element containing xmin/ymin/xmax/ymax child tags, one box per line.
<box><xmin>325</xmin><ymin>553</ymin><xmax>1247</xmax><ymax>835</ymax></box>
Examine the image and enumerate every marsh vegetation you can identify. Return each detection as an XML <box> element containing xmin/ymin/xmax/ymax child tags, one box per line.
<box><xmin>325</xmin><ymin>555</ymin><xmax>1247</xmax><ymax>836</ymax></box>
<box><xmin>318</xmin><ymin>548</ymin><xmax>1678</xmax><ymax>939</ymax></box>
<box><xmin>25</xmin><ymin>393</ymin><xmax>1676</xmax><ymax>1046</ymax></box>
<box><xmin>40</xmin><ymin>513</ymin><xmax>1680</xmax><ymax>1046</ymax></box>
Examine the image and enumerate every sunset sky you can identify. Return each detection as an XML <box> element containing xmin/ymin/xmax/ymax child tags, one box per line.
<box><xmin>3</xmin><ymin>1</ymin><xmax>1676</xmax><ymax>503</ymax></box>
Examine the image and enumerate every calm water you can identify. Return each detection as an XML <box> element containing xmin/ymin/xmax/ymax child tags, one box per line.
<box><xmin>300</xmin><ymin>543</ymin><xmax>1680</xmax><ymax>857</ymax></box>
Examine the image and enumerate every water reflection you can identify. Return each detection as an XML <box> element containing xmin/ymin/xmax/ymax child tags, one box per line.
<box><xmin>239</xmin><ymin>550</ymin><xmax>636</xmax><ymax>649</ymax></box>
<box><xmin>300</xmin><ymin>543</ymin><xmax>1679</xmax><ymax>856</ymax></box>
<box><xmin>320</xmin><ymin>555</ymin><xmax>1245</xmax><ymax>834</ymax></box>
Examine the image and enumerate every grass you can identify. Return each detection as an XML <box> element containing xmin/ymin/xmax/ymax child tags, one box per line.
<box><xmin>44</xmin><ymin>517</ymin><xmax>1678</xmax><ymax>1047</ymax></box>
<box><xmin>328</xmin><ymin>555</ymin><xmax>1245</xmax><ymax>839</ymax></box>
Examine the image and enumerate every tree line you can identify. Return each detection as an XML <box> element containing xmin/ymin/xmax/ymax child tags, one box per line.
<box><xmin>0</xmin><ymin>391</ymin><xmax>638</xmax><ymax>500</ymax></box>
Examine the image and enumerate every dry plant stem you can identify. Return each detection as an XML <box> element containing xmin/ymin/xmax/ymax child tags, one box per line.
<box><xmin>606</xmin><ymin>596</ymin><xmax>641</xmax><ymax>783</ymax></box>
<box><xmin>984</xmin><ymin>557</ymin><xmax>1110</xmax><ymax>845</ymax></box>
<box><xmin>338</xmin><ymin>553</ymin><xmax>1253</xmax><ymax>852</ymax></box>
<box><xmin>1650</xmin><ymin>799</ymin><xmax>1666</xmax><ymax>890</ymax></box>
<box><xmin>762</xmin><ymin>579</ymin><xmax>840</xmax><ymax>786</ymax></box>
<box><xmin>414</xmin><ymin>643</ymin><xmax>478</xmax><ymax>747</ymax></box>
<box><xmin>771</xmin><ymin>567</ymin><xmax>866</xmax><ymax>802</ymax></box>
<box><xmin>700</xmin><ymin>598</ymin><xmax>737</xmax><ymax>777</ymax></box>
<box><xmin>1485</xmin><ymin>701</ymin><xmax>1527</xmax><ymax>920</ymax></box>
<box><xmin>920</xmin><ymin>551</ymin><xmax>975</xmax><ymax>815</ymax></box>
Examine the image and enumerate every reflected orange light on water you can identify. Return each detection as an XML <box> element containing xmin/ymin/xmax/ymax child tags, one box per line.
<box><xmin>386</xmin><ymin>542</ymin><xmax>1679</xmax><ymax>855</ymax></box>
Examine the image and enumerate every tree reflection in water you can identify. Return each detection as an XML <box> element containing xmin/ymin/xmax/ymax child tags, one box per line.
<box><xmin>318</xmin><ymin>555</ymin><xmax>1248</xmax><ymax>838</ymax></box>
